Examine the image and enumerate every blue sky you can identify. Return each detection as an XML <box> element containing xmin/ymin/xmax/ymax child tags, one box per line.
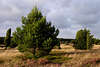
<box><xmin>0</xmin><ymin>0</ymin><xmax>100</xmax><ymax>38</ymax></box>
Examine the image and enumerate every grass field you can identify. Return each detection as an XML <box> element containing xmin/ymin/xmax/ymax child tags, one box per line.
<box><xmin>0</xmin><ymin>44</ymin><xmax>100</xmax><ymax>67</ymax></box>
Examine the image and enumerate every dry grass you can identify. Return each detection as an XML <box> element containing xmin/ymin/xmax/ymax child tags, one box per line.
<box><xmin>0</xmin><ymin>48</ymin><xmax>22</xmax><ymax>67</ymax></box>
<box><xmin>0</xmin><ymin>44</ymin><xmax>100</xmax><ymax>67</ymax></box>
<box><xmin>52</xmin><ymin>44</ymin><xmax>100</xmax><ymax>67</ymax></box>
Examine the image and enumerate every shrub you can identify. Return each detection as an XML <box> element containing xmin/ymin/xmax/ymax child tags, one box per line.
<box><xmin>13</xmin><ymin>7</ymin><xmax>59</xmax><ymax>58</ymax></box>
<box><xmin>73</xmin><ymin>28</ymin><xmax>94</xmax><ymax>50</ymax></box>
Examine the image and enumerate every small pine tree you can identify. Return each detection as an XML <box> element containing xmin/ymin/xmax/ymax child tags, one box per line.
<box><xmin>4</xmin><ymin>28</ymin><xmax>11</xmax><ymax>49</ymax></box>
<box><xmin>13</xmin><ymin>7</ymin><xmax>59</xmax><ymax>57</ymax></box>
<box><xmin>73</xmin><ymin>28</ymin><xmax>94</xmax><ymax>50</ymax></box>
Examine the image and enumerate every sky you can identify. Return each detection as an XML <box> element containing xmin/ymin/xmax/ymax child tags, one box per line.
<box><xmin>0</xmin><ymin>0</ymin><xmax>100</xmax><ymax>39</ymax></box>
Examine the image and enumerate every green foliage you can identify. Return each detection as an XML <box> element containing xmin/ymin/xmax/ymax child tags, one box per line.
<box><xmin>73</xmin><ymin>28</ymin><xmax>94</xmax><ymax>50</ymax></box>
<box><xmin>44</xmin><ymin>55</ymin><xmax>72</xmax><ymax>63</ymax></box>
<box><xmin>4</xmin><ymin>28</ymin><xmax>11</xmax><ymax>49</ymax></box>
<box><xmin>13</xmin><ymin>7</ymin><xmax>59</xmax><ymax>57</ymax></box>
<box><xmin>24</xmin><ymin>52</ymin><xmax>34</xmax><ymax>59</ymax></box>
<box><xmin>9</xmin><ymin>38</ymin><xmax>18</xmax><ymax>48</ymax></box>
<box><xmin>92</xmin><ymin>38</ymin><xmax>100</xmax><ymax>45</ymax></box>
<box><xmin>53</xmin><ymin>39</ymin><xmax>61</xmax><ymax>49</ymax></box>
<box><xmin>71</xmin><ymin>39</ymin><xmax>76</xmax><ymax>44</ymax></box>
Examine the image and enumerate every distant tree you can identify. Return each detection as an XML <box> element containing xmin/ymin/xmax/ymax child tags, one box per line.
<box><xmin>4</xmin><ymin>28</ymin><xmax>11</xmax><ymax>49</ymax></box>
<box><xmin>71</xmin><ymin>39</ymin><xmax>76</xmax><ymax>44</ymax></box>
<box><xmin>92</xmin><ymin>38</ymin><xmax>100</xmax><ymax>45</ymax></box>
<box><xmin>13</xmin><ymin>7</ymin><xmax>59</xmax><ymax>57</ymax></box>
<box><xmin>0</xmin><ymin>37</ymin><xmax>5</xmax><ymax>44</ymax></box>
<box><xmin>73</xmin><ymin>28</ymin><xmax>94</xmax><ymax>50</ymax></box>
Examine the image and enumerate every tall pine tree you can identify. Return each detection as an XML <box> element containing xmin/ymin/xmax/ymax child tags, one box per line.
<box><xmin>13</xmin><ymin>7</ymin><xmax>59</xmax><ymax>57</ymax></box>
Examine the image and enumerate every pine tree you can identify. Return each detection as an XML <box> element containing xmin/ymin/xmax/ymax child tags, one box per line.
<box><xmin>5</xmin><ymin>28</ymin><xmax>11</xmax><ymax>49</ymax></box>
<box><xmin>13</xmin><ymin>7</ymin><xmax>59</xmax><ymax>57</ymax></box>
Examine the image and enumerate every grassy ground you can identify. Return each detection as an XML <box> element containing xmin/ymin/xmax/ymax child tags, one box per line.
<box><xmin>52</xmin><ymin>44</ymin><xmax>100</xmax><ymax>67</ymax></box>
<box><xmin>0</xmin><ymin>44</ymin><xmax>100</xmax><ymax>67</ymax></box>
<box><xmin>0</xmin><ymin>48</ymin><xmax>23</xmax><ymax>67</ymax></box>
